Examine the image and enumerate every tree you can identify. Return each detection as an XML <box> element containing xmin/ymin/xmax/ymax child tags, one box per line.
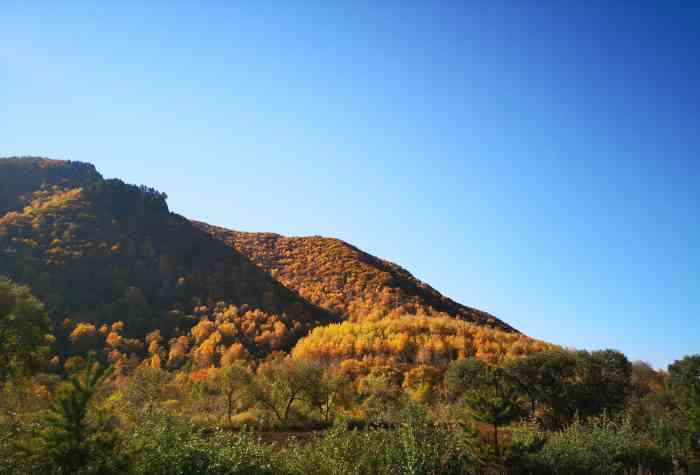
<box><xmin>357</xmin><ymin>367</ymin><xmax>405</xmax><ymax>426</ymax></box>
<box><xmin>0</xmin><ymin>277</ymin><xmax>51</xmax><ymax>380</ymax></box>
<box><xmin>249</xmin><ymin>357</ymin><xmax>320</xmax><ymax>429</ymax></box>
<box><xmin>505</xmin><ymin>350</ymin><xmax>578</xmax><ymax>428</ymax></box>
<box><xmin>667</xmin><ymin>355</ymin><xmax>700</xmax><ymax>417</ymax></box>
<box><xmin>211</xmin><ymin>363</ymin><xmax>252</xmax><ymax>425</ymax></box>
<box><xmin>69</xmin><ymin>323</ymin><xmax>100</xmax><ymax>355</ymax></box>
<box><xmin>444</xmin><ymin>357</ymin><xmax>491</xmax><ymax>401</ymax></box>
<box><xmin>300</xmin><ymin>362</ymin><xmax>353</xmax><ymax>424</ymax></box>
<box><xmin>667</xmin><ymin>355</ymin><xmax>700</xmax><ymax>470</ymax></box>
<box><xmin>460</xmin><ymin>360</ymin><xmax>524</xmax><ymax>457</ymax></box>
<box><xmin>25</xmin><ymin>355</ymin><xmax>123</xmax><ymax>474</ymax></box>
<box><xmin>123</xmin><ymin>366</ymin><xmax>172</xmax><ymax>417</ymax></box>
<box><xmin>574</xmin><ymin>349</ymin><xmax>632</xmax><ymax>419</ymax></box>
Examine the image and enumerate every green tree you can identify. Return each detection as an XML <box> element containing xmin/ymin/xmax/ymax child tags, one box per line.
<box><xmin>505</xmin><ymin>350</ymin><xmax>578</xmax><ymax>428</ymax></box>
<box><xmin>25</xmin><ymin>355</ymin><xmax>123</xmax><ymax>474</ymax></box>
<box><xmin>0</xmin><ymin>277</ymin><xmax>51</xmax><ymax>380</ymax></box>
<box><xmin>211</xmin><ymin>363</ymin><xmax>252</xmax><ymax>425</ymax></box>
<box><xmin>250</xmin><ymin>357</ymin><xmax>320</xmax><ymax>429</ymax></box>
<box><xmin>574</xmin><ymin>349</ymin><xmax>632</xmax><ymax>419</ymax></box>
<box><xmin>460</xmin><ymin>360</ymin><xmax>524</xmax><ymax>457</ymax></box>
<box><xmin>444</xmin><ymin>357</ymin><xmax>490</xmax><ymax>402</ymax></box>
<box><xmin>301</xmin><ymin>363</ymin><xmax>353</xmax><ymax>424</ymax></box>
<box><xmin>667</xmin><ymin>355</ymin><xmax>700</xmax><ymax>470</ymax></box>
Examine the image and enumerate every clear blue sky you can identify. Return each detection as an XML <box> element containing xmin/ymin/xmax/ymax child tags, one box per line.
<box><xmin>2</xmin><ymin>1</ymin><xmax>698</xmax><ymax>369</ymax></box>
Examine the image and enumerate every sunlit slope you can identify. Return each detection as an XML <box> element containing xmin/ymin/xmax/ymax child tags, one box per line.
<box><xmin>196</xmin><ymin>222</ymin><xmax>515</xmax><ymax>332</ymax></box>
<box><xmin>292</xmin><ymin>315</ymin><xmax>551</xmax><ymax>375</ymax></box>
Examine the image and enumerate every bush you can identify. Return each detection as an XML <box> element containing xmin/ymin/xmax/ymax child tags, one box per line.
<box><xmin>0</xmin><ymin>422</ymin><xmax>30</xmax><ymax>475</ymax></box>
<box><xmin>535</xmin><ymin>415</ymin><xmax>672</xmax><ymax>475</ymax></box>
<box><xmin>283</xmin><ymin>407</ymin><xmax>475</xmax><ymax>475</ymax></box>
<box><xmin>129</xmin><ymin>413</ymin><xmax>280</xmax><ymax>475</ymax></box>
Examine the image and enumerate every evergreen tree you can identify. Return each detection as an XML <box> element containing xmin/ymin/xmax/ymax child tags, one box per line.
<box><xmin>25</xmin><ymin>355</ymin><xmax>124</xmax><ymax>474</ymax></box>
<box><xmin>462</xmin><ymin>362</ymin><xmax>524</xmax><ymax>457</ymax></box>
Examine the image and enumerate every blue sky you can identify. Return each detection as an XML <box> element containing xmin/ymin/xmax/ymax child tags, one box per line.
<box><xmin>2</xmin><ymin>1</ymin><xmax>698</xmax><ymax>369</ymax></box>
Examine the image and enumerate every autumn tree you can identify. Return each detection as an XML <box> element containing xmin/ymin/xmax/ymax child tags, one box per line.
<box><xmin>69</xmin><ymin>323</ymin><xmax>101</xmax><ymax>355</ymax></box>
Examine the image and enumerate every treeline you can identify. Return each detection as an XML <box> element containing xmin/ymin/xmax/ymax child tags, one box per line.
<box><xmin>1</xmin><ymin>280</ymin><xmax>699</xmax><ymax>474</ymax></box>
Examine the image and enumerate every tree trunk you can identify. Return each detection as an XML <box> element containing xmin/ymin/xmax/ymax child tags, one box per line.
<box><xmin>227</xmin><ymin>391</ymin><xmax>234</xmax><ymax>425</ymax></box>
<box><xmin>494</xmin><ymin>423</ymin><xmax>499</xmax><ymax>457</ymax></box>
<box><xmin>282</xmin><ymin>398</ymin><xmax>295</xmax><ymax>429</ymax></box>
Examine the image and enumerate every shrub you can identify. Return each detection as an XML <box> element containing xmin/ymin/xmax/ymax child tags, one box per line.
<box><xmin>129</xmin><ymin>413</ymin><xmax>280</xmax><ymax>475</ymax></box>
<box><xmin>283</xmin><ymin>407</ymin><xmax>475</xmax><ymax>475</ymax></box>
<box><xmin>535</xmin><ymin>415</ymin><xmax>672</xmax><ymax>475</ymax></box>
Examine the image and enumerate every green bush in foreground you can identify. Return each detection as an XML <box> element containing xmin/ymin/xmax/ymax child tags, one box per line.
<box><xmin>535</xmin><ymin>414</ymin><xmax>673</xmax><ymax>475</ymax></box>
<box><xmin>129</xmin><ymin>413</ymin><xmax>280</xmax><ymax>475</ymax></box>
<box><xmin>283</xmin><ymin>406</ymin><xmax>475</xmax><ymax>475</ymax></box>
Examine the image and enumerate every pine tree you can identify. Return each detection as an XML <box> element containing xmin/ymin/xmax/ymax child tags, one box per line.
<box><xmin>25</xmin><ymin>355</ymin><xmax>124</xmax><ymax>474</ymax></box>
<box><xmin>463</xmin><ymin>365</ymin><xmax>524</xmax><ymax>457</ymax></box>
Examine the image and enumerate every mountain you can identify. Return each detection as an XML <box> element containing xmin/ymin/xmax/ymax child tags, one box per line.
<box><xmin>0</xmin><ymin>156</ymin><xmax>527</xmax><ymax>374</ymax></box>
<box><xmin>194</xmin><ymin>222</ymin><xmax>515</xmax><ymax>332</ymax></box>
<box><xmin>0</xmin><ymin>157</ymin><xmax>334</xmax><ymax>360</ymax></box>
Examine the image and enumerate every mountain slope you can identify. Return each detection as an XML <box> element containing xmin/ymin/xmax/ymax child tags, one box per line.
<box><xmin>194</xmin><ymin>222</ymin><xmax>516</xmax><ymax>332</ymax></box>
<box><xmin>0</xmin><ymin>158</ymin><xmax>334</xmax><ymax>359</ymax></box>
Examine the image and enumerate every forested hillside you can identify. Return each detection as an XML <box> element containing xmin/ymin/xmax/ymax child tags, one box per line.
<box><xmin>2</xmin><ymin>158</ymin><xmax>698</xmax><ymax>474</ymax></box>
<box><xmin>195</xmin><ymin>222</ymin><xmax>515</xmax><ymax>331</ymax></box>
<box><xmin>0</xmin><ymin>157</ymin><xmax>102</xmax><ymax>215</ymax></box>
<box><xmin>0</xmin><ymin>156</ymin><xmax>531</xmax><ymax>374</ymax></box>
<box><xmin>0</xmin><ymin>158</ymin><xmax>334</xmax><ymax>361</ymax></box>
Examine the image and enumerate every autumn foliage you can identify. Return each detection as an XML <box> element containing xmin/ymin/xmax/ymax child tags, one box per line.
<box><xmin>195</xmin><ymin>222</ymin><xmax>514</xmax><ymax>331</ymax></box>
<box><xmin>292</xmin><ymin>315</ymin><xmax>554</xmax><ymax>378</ymax></box>
<box><xmin>0</xmin><ymin>158</ymin><xmax>334</xmax><ymax>361</ymax></box>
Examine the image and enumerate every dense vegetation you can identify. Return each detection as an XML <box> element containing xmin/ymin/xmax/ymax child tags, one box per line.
<box><xmin>0</xmin><ymin>158</ymin><xmax>334</xmax><ymax>362</ymax></box>
<box><xmin>0</xmin><ymin>157</ymin><xmax>102</xmax><ymax>216</ymax></box>
<box><xmin>1</xmin><ymin>278</ymin><xmax>699</xmax><ymax>474</ymax></box>
<box><xmin>1</xmin><ymin>157</ymin><xmax>698</xmax><ymax>473</ymax></box>
<box><xmin>196</xmin><ymin>222</ymin><xmax>514</xmax><ymax>330</ymax></box>
<box><xmin>292</xmin><ymin>315</ymin><xmax>552</xmax><ymax>378</ymax></box>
